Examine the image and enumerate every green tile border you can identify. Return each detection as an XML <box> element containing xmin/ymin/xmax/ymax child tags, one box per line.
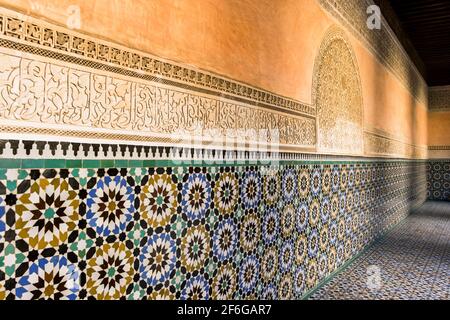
<box><xmin>65</xmin><ymin>159</ymin><xmax>82</xmax><ymax>168</ymax></box>
<box><xmin>44</xmin><ymin>159</ymin><xmax>66</xmax><ymax>168</ymax></box>
<box><xmin>83</xmin><ymin>160</ymin><xmax>100</xmax><ymax>168</ymax></box>
<box><xmin>0</xmin><ymin>159</ymin><xmax>21</xmax><ymax>168</ymax></box>
<box><xmin>21</xmin><ymin>159</ymin><xmax>45</xmax><ymax>169</ymax></box>
<box><xmin>100</xmin><ymin>159</ymin><xmax>115</xmax><ymax>168</ymax></box>
<box><xmin>115</xmin><ymin>160</ymin><xmax>129</xmax><ymax>167</ymax></box>
<box><xmin>0</xmin><ymin>158</ymin><xmax>429</xmax><ymax>169</ymax></box>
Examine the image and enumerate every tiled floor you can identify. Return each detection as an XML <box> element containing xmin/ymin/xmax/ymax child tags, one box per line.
<box><xmin>309</xmin><ymin>201</ymin><xmax>450</xmax><ymax>300</ymax></box>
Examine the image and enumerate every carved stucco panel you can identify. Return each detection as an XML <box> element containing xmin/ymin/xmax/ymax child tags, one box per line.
<box><xmin>0</xmin><ymin>47</ymin><xmax>316</xmax><ymax>150</ymax></box>
<box><xmin>313</xmin><ymin>26</ymin><xmax>363</xmax><ymax>155</ymax></box>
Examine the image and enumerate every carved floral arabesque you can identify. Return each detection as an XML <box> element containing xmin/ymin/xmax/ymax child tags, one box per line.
<box><xmin>0</xmin><ymin>51</ymin><xmax>316</xmax><ymax>148</ymax></box>
<box><xmin>314</xmin><ymin>27</ymin><xmax>363</xmax><ymax>155</ymax></box>
<box><xmin>364</xmin><ymin>132</ymin><xmax>427</xmax><ymax>159</ymax></box>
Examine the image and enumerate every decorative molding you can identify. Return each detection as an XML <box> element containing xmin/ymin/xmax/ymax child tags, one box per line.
<box><xmin>0</xmin><ymin>47</ymin><xmax>315</xmax><ymax>149</ymax></box>
<box><xmin>428</xmin><ymin>145</ymin><xmax>450</xmax><ymax>160</ymax></box>
<box><xmin>365</xmin><ymin>126</ymin><xmax>410</xmax><ymax>146</ymax></box>
<box><xmin>364</xmin><ymin>131</ymin><xmax>427</xmax><ymax>159</ymax></box>
<box><xmin>429</xmin><ymin>145</ymin><xmax>450</xmax><ymax>151</ymax></box>
<box><xmin>429</xmin><ymin>86</ymin><xmax>450</xmax><ymax>111</ymax></box>
<box><xmin>317</xmin><ymin>0</ymin><xmax>427</xmax><ymax>104</ymax></box>
<box><xmin>313</xmin><ymin>26</ymin><xmax>363</xmax><ymax>156</ymax></box>
<box><xmin>0</xmin><ymin>139</ymin><xmax>427</xmax><ymax>164</ymax></box>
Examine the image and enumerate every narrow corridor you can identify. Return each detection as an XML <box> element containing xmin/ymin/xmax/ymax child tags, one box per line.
<box><xmin>310</xmin><ymin>202</ymin><xmax>450</xmax><ymax>300</ymax></box>
<box><xmin>0</xmin><ymin>1</ymin><xmax>449</xmax><ymax>303</ymax></box>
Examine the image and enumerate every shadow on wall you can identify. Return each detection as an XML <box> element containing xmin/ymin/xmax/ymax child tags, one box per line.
<box><xmin>370</xmin><ymin>15</ymin><xmax>428</xmax><ymax>210</ymax></box>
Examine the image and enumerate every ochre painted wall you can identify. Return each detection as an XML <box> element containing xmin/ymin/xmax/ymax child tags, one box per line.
<box><xmin>428</xmin><ymin>112</ymin><xmax>450</xmax><ymax>146</ymax></box>
<box><xmin>0</xmin><ymin>0</ymin><xmax>330</xmax><ymax>102</ymax></box>
<box><xmin>0</xmin><ymin>0</ymin><xmax>428</xmax><ymax>151</ymax></box>
<box><xmin>354</xmin><ymin>40</ymin><xmax>428</xmax><ymax>146</ymax></box>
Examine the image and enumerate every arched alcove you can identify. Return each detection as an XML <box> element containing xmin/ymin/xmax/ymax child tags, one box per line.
<box><xmin>312</xmin><ymin>26</ymin><xmax>363</xmax><ymax>155</ymax></box>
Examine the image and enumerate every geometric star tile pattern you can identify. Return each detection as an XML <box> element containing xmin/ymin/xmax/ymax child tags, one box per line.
<box><xmin>0</xmin><ymin>161</ymin><xmax>428</xmax><ymax>299</ymax></box>
<box><xmin>309</xmin><ymin>201</ymin><xmax>450</xmax><ymax>300</ymax></box>
<box><xmin>427</xmin><ymin>161</ymin><xmax>450</xmax><ymax>201</ymax></box>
